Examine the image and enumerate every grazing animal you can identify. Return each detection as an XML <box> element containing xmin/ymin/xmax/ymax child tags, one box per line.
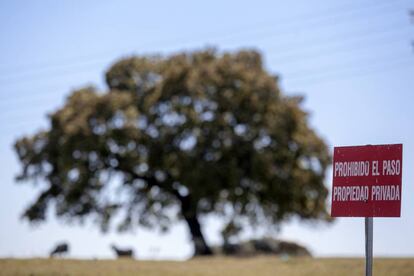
<box><xmin>111</xmin><ymin>244</ymin><xmax>134</xmax><ymax>258</ymax></box>
<box><xmin>50</xmin><ymin>242</ymin><xmax>69</xmax><ymax>257</ymax></box>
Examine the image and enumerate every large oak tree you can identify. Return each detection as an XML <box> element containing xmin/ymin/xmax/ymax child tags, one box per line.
<box><xmin>14</xmin><ymin>49</ymin><xmax>331</xmax><ymax>256</ymax></box>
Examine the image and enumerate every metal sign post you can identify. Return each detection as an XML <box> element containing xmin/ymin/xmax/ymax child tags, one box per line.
<box><xmin>330</xmin><ymin>144</ymin><xmax>403</xmax><ymax>276</ymax></box>
<box><xmin>365</xmin><ymin>217</ymin><xmax>373</xmax><ymax>276</ymax></box>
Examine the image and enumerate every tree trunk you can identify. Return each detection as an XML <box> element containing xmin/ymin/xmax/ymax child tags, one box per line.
<box><xmin>179</xmin><ymin>195</ymin><xmax>213</xmax><ymax>256</ymax></box>
<box><xmin>183</xmin><ymin>212</ymin><xmax>213</xmax><ymax>256</ymax></box>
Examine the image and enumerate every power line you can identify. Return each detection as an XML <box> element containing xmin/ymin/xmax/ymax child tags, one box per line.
<box><xmin>2</xmin><ymin>54</ymin><xmax>412</xmax><ymax>127</ymax></box>
<box><xmin>198</xmin><ymin>0</ymin><xmax>408</xmax><ymax>44</ymax></box>
<box><xmin>0</xmin><ymin>88</ymin><xmax>66</xmax><ymax>109</ymax></box>
<box><xmin>267</xmin><ymin>24</ymin><xmax>411</xmax><ymax>64</ymax></box>
<box><xmin>0</xmin><ymin>30</ymin><xmax>410</xmax><ymax>107</ymax></box>
<box><xmin>286</xmin><ymin>61</ymin><xmax>414</xmax><ymax>88</ymax></box>
<box><xmin>281</xmin><ymin>52</ymin><xmax>411</xmax><ymax>80</ymax></box>
<box><xmin>0</xmin><ymin>0</ymin><xmax>408</xmax><ymax>77</ymax></box>
<box><xmin>0</xmin><ymin>58</ymin><xmax>111</xmax><ymax>82</ymax></box>
<box><xmin>0</xmin><ymin>18</ymin><xmax>409</xmax><ymax>88</ymax></box>
<box><xmin>283</xmin><ymin>56</ymin><xmax>413</xmax><ymax>84</ymax></box>
<box><xmin>3</xmin><ymin>61</ymin><xmax>412</xmax><ymax>135</ymax></box>
<box><xmin>0</xmin><ymin>82</ymin><xmax>75</xmax><ymax>102</ymax></box>
<box><xmin>0</xmin><ymin>1</ymin><xmax>411</xmax><ymax>121</ymax></box>
<box><xmin>0</xmin><ymin>66</ymin><xmax>103</xmax><ymax>89</ymax></box>
<box><xmin>221</xmin><ymin>4</ymin><xmax>407</xmax><ymax>48</ymax></box>
<box><xmin>284</xmin><ymin>53</ymin><xmax>410</xmax><ymax>80</ymax></box>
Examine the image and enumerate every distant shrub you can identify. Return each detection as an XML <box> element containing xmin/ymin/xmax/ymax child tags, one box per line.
<box><xmin>212</xmin><ymin>237</ymin><xmax>311</xmax><ymax>257</ymax></box>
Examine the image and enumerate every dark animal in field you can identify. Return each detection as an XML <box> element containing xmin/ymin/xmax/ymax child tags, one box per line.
<box><xmin>50</xmin><ymin>242</ymin><xmax>69</xmax><ymax>257</ymax></box>
<box><xmin>111</xmin><ymin>244</ymin><xmax>134</xmax><ymax>258</ymax></box>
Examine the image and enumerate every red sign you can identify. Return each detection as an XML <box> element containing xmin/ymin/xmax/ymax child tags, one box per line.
<box><xmin>331</xmin><ymin>144</ymin><xmax>403</xmax><ymax>217</ymax></box>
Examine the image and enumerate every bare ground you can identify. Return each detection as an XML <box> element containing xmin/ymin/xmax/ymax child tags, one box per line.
<box><xmin>0</xmin><ymin>257</ymin><xmax>413</xmax><ymax>276</ymax></box>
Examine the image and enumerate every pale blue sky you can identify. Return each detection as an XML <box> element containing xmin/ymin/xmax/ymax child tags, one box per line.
<box><xmin>1</xmin><ymin>0</ymin><xmax>413</xmax><ymax>259</ymax></box>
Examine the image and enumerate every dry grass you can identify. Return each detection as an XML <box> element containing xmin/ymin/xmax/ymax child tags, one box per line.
<box><xmin>0</xmin><ymin>257</ymin><xmax>413</xmax><ymax>276</ymax></box>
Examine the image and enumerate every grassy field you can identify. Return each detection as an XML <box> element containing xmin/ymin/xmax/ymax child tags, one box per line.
<box><xmin>0</xmin><ymin>257</ymin><xmax>413</xmax><ymax>276</ymax></box>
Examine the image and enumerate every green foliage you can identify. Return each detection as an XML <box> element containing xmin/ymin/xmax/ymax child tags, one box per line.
<box><xmin>14</xmin><ymin>49</ymin><xmax>331</xmax><ymax>236</ymax></box>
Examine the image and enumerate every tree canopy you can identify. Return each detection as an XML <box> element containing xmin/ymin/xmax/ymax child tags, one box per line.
<box><xmin>14</xmin><ymin>49</ymin><xmax>331</xmax><ymax>256</ymax></box>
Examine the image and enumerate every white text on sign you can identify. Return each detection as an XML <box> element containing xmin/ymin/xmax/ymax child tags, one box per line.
<box><xmin>332</xmin><ymin>185</ymin><xmax>400</xmax><ymax>202</ymax></box>
<box><xmin>334</xmin><ymin>160</ymin><xmax>401</xmax><ymax>177</ymax></box>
